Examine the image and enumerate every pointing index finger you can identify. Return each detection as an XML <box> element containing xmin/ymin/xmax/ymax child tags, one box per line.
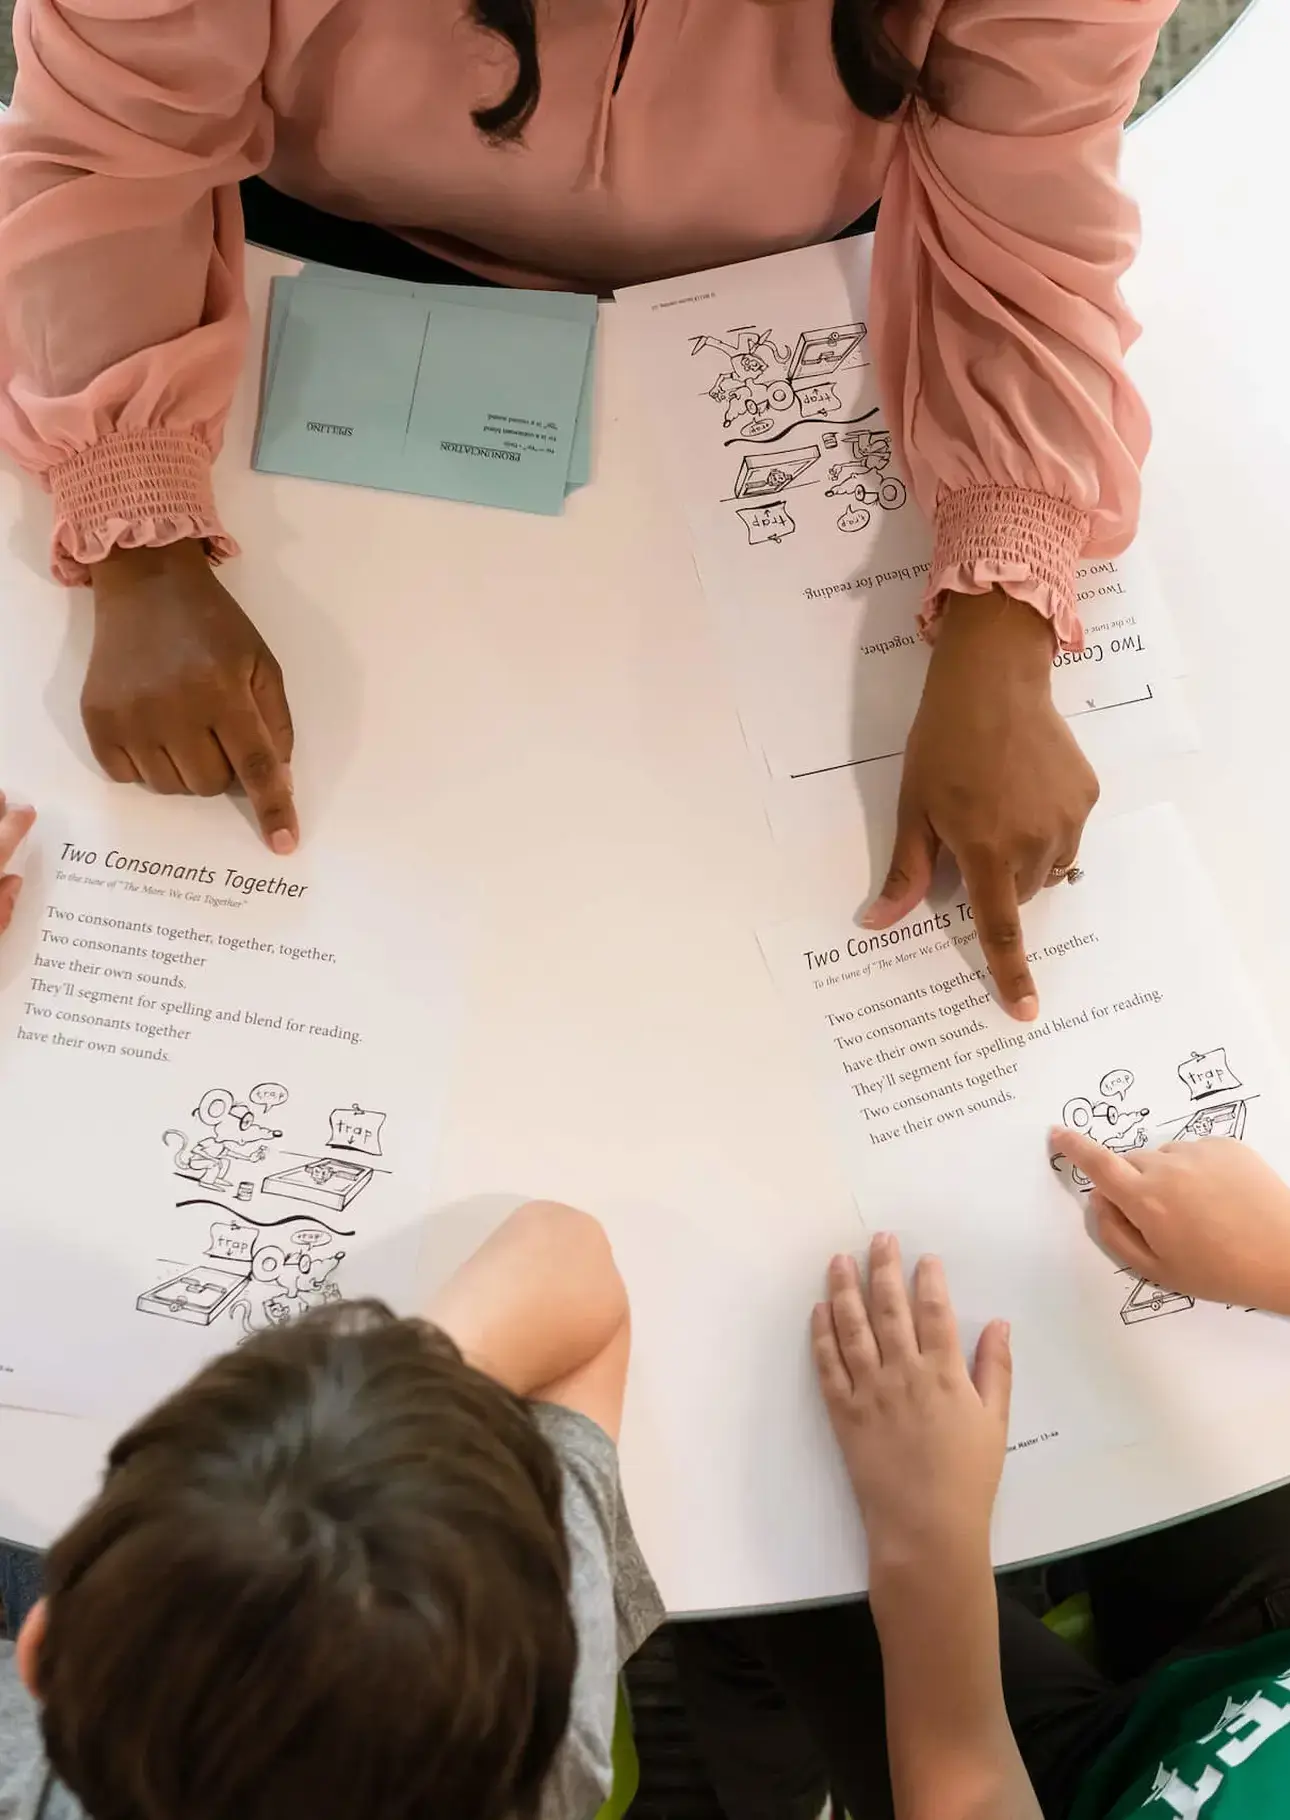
<box><xmin>1051</xmin><ymin>1127</ymin><xmax>1147</xmax><ymax>1204</ymax></box>
<box><xmin>216</xmin><ymin>705</ymin><xmax>299</xmax><ymax>856</ymax></box>
<box><xmin>961</xmin><ymin>852</ymin><xmax>1038</xmax><ymax>1021</ymax></box>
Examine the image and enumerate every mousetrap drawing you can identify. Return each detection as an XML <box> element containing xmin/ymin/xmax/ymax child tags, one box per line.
<box><xmin>732</xmin><ymin>445</ymin><xmax>820</xmax><ymax>499</ymax></box>
<box><xmin>1172</xmin><ymin>1098</ymin><xmax>1248</xmax><ymax>1143</ymax></box>
<box><xmin>136</xmin><ymin>1218</ymin><xmax>351</xmax><ymax>1337</ymax></box>
<box><xmin>136</xmin><ymin>1264</ymin><xmax>250</xmax><ymax>1327</ymax></box>
<box><xmin>1154</xmin><ymin>1048</ymin><xmax>1251</xmax><ymax>1144</ymax></box>
<box><xmin>1120</xmin><ymin>1275</ymin><xmax>1195</xmax><ymax>1325</ymax></box>
<box><xmin>261</xmin><ymin>1155</ymin><xmax>373</xmax><ymax>1212</ymax></box>
<box><xmin>786</xmin><ymin>323</ymin><xmax>868</xmax><ymax>381</ymax></box>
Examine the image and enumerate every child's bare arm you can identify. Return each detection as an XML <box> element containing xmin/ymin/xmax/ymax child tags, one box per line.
<box><xmin>427</xmin><ymin>1202</ymin><xmax>630</xmax><ymax>1437</ymax></box>
<box><xmin>814</xmin><ymin>1242</ymin><xmax>1040</xmax><ymax>1820</ymax></box>
<box><xmin>874</xmin><ymin>1562</ymin><xmax>1043</xmax><ymax>1820</ymax></box>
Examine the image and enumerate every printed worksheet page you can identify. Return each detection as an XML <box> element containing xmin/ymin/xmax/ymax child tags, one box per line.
<box><xmin>618</xmin><ymin>242</ymin><xmax>1191</xmax><ymax>834</ymax></box>
<box><xmin>0</xmin><ymin>814</ymin><xmax>455</xmax><ymax>1424</ymax></box>
<box><xmin>759</xmin><ymin>806</ymin><xmax>1290</xmax><ymax>1475</ymax></box>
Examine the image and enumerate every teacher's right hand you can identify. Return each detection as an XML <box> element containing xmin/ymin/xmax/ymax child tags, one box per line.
<box><xmin>864</xmin><ymin>591</ymin><xmax>1098</xmax><ymax>1023</ymax></box>
<box><xmin>85</xmin><ymin>540</ymin><xmax>297</xmax><ymax>855</ymax></box>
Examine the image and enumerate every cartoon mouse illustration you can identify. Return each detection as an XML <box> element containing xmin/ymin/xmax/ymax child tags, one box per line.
<box><xmin>708</xmin><ymin>370</ymin><xmax>778</xmax><ymax>434</ymax></box>
<box><xmin>690</xmin><ymin>328</ymin><xmax>791</xmax><ymax>383</ymax></box>
<box><xmin>1056</xmin><ymin>1094</ymin><xmax>1152</xmax><ymax>1189</ymax></box>
<box><xmin>164</xmin><ymin>1088</ymin><xmax>283</xmax><ymax>1192</ymax></box>
<box><xmin>693</xmin><ymin>329</ymin><xmax>795</xmax><ymax>433</ymax></box>
<box><xmin>823</xmin><ymin>431</ymin><xmax>906</xmax><ymax>500</ymax></box>
<box><xmin>232</xmin><ymin>1238</ymin><xmax>346</xmax><ymax>1332</ymax></box>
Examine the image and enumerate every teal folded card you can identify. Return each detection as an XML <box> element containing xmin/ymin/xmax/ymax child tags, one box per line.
<box><xmin>254</xmin><ymin>272</ymin><xmax>596</xmax><ymax>514</ymax></box>
<box><xmin>282</xmin><ymin>266</ymin><xmax>597</xmax><ymax>490</ymax></box>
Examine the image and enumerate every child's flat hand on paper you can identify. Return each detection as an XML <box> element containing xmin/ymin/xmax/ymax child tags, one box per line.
<box><xmin>864</xmin><ymin>592</ymin><xmax>1098</xmax><ymax>1024</ymax></box>
<box><xmin>85</xmin><ymin>541</ymin><xmax>298</xmax><ymax>855</ymax></box>
<box><xmin>1054</xmin><ymin>1128</ymin><xmax>1290</xmax><ymax>1316</ymax></box>
<box><xmin>812</xmin><ymin>1235</ymin><xmax>1012</xmax><ymax>1570</ymax></box>
<box><xmin>0</xmin><ymin>795</ymin><xmax>35</xmax><ymax>934</ymax></box>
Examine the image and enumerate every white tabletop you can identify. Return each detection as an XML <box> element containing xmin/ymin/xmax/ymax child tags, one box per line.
<box><xmin>1</xmin><ymin>0</ymin><xmax>1287</xmax><ymax>1615</ymax></box>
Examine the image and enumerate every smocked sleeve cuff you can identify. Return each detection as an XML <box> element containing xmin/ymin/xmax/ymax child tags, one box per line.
<box><xmin>46</xmin><ymin>430</ymin><xmax>239</xmax><ymax>585</ymax></box>
<box><xmin>921</xmin><ymin>484</ymin><xmax>1090</xmax><ymax>651</ymax></box>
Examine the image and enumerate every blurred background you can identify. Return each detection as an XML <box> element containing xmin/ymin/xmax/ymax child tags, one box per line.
<box><xmin>1135</xmin><ymin>0</ymin><xmax>1251</xmax><ymax>111</ymax></box>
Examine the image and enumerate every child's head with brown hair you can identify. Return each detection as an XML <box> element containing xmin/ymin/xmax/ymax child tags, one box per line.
<box><xmin>17</xmin><ymin>1301</ymin><xmax>577</xmax><ymax>1820</ymax></box>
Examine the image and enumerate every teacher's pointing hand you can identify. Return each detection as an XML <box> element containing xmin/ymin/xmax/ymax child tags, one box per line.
<box><xmin>864</xmin><ymin>591</ymin><xmax>1098</xmax><ymax>1022</ymax></box>
<box><xmin>83</xmin><ymin>541</ymin><xmax>298</xmax><ymax>856</ymax></box>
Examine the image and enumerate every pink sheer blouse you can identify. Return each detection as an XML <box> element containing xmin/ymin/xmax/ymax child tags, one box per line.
<box><xmin>0</xmin><ymin>0</ymin><xmax>1170</xmax><ymax>638</ymax></box>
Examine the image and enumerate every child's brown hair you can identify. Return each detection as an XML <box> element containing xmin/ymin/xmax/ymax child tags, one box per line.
<box><xmin>34</xmin><ymin>1301</ymin><xmax>576</xmax><ymax>1820</ymax></box>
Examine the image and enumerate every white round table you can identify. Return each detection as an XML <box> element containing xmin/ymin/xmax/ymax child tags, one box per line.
<box><xmin>1</xmin><ymin>0</ymin><xmax>1286</xmax><ymax>1615</ymax></box>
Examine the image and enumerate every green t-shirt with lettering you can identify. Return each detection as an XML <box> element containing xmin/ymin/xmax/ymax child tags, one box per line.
<box><xmin>1071</xmin><ymin>1632</ymin><xmax>1290</xmax><ymax>1818</ymax></box>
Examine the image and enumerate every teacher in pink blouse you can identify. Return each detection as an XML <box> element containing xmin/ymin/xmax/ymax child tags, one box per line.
<box><xmin>0</xmin><ymin>0</ymin><xmax>1168</xmax><ymax>1018</ymax></box>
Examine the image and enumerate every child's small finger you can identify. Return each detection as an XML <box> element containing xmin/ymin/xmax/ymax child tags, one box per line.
<box><xmin>827</xmin><ymin>1253</ymin><xmax>880</xmax><ymax>1378</ymax></box>
<box><xmin>864</xmin><ymin>1233</ymin><xmax>918</xmax><ymax>1362</ymax></box>
<box><xmin>1051</xmin><ymin>1127</ymin><xmax>1145</xmax><ymax>1199</ymax></box>
<box><xmin>912</xmin><ymin>1255</ymin><xmax>960</xmax><ymax>1358</ymax></box>
<box><xmin>811</xmin><ymin>1300</ymin><xmax>854</xmax><ymax>1402</ymax></box>
<box><xmin>973</xmin><ymin>1319</ymin><xmax>1013</xmax><ymax>1421</ymax></box>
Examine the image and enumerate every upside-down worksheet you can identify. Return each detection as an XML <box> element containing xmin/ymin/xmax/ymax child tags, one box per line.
<box><xmin>0</xmin><ymin>814</ymin><xmax>454</xmax><ymax>1423</ymax></box>
<box><xmin>759</xmin><ymin>806</ymin><xmax>1290</xmax><ymax>1474</ymax></box>
<box><xmin>618</xmin><ymin>242</ymin><xmax>1192</xmax><ymax>835</ymax></box>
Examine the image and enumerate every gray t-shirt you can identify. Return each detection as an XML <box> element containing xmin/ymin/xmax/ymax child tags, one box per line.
<box><xmin>0</xmin><ymin>1403</ymin><xmax>664</xmax><ymax>1820</ymax></box>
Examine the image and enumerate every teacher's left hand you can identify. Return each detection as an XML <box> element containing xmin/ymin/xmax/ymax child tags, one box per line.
<box><xmin>864</xmin><ymin>591</ymin><xmax>1098</xmax><ymax>1022</ymax></box>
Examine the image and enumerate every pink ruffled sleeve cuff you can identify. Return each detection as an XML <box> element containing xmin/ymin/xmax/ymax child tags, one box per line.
<box><xmin>46</xmin><ymin>430</ymin><xmax>239</xmax><ymax>586</ymax></box>
<box><xmin>921</xmin><ymin>484</ymin><xmax>1091</xmax><ymax>652</ymax></box>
